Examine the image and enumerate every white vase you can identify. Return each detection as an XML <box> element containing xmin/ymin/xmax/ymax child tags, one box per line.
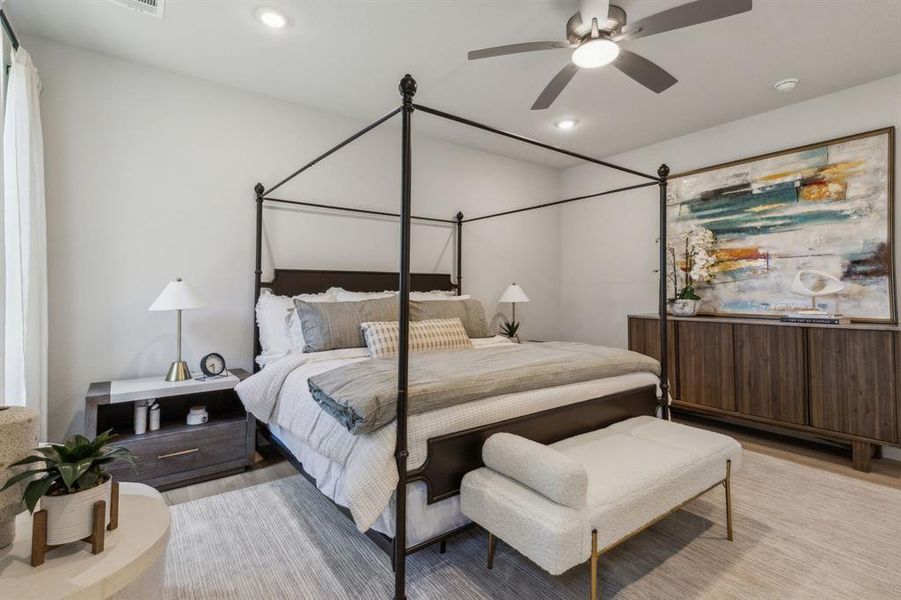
<box><xmin>0</xmin><ymin>407</ymin><xmax>40</xmax><ymax>548</ymax></box>
<box><xmin>670</xmin><ymin>299</ymin><xmax>701</xmax><ymax>317</ymax></box>
<box><xmin>41</xmin><ymin>477</ymin><xmax>112</xmax><ymax>546</ymax></box>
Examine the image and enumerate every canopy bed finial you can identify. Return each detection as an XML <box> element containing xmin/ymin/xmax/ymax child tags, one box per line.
<box><xmin>399</xmin><ymin>73</ymin><xmax>417</xmax><ymax>109</ymax></box>
<box><xmin>254</xmin><ymin>182</ymin><xmax>264</xmax><ymax>197</ymax></box>
<box><xmin>658</xmin><ymin>163</ymin><xmax>670</xmax><ymax>179</ymax></box>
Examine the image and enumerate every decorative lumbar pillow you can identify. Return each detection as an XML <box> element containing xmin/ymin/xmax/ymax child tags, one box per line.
<box><xmin>361</xmin><ymin>318</ymin><xmax>473</xmax><ymax>358</ymax></box>
<box><xmin>410</xmin><ymin>299</ymin><xmax>491</xmax><ymax>338</ymax></box>
<box><xmin>295</xmin><ymin>296</ymin><xmax>398</xmax><ymax>352</ymax></box>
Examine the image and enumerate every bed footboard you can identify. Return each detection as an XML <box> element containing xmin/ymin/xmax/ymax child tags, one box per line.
<box><xmin>407</xmin><ymin>384</ymin><xmax>659</xmax><ymax>504</ymax></box>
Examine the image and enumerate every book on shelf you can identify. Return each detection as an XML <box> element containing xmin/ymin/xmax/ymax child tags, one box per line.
<box><xmin>780</xmin><ymin>311</ymin><xmax>850</xmax><ymax>325</ymax></box>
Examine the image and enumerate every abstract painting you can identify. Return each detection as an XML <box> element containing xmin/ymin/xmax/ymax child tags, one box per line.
<box><xmin>667</xmin><ymin>128</ymin><xmax>895</xmax><ymax>322</ymax></box>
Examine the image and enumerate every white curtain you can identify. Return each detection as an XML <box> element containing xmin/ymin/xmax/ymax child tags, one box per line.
<box><xmin>3</xmin><ymin>47</ymin><xmax>47</xmax><ymax>439</ymax></box>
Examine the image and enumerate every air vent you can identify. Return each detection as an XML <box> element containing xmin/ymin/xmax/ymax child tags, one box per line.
<box><xmin>108</xmin><ymin>0</ymin><xmax>164</xmax><ymax>18</ymax></box>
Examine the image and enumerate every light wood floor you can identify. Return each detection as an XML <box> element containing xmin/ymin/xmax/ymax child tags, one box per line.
<box><xmin>161</xmin><ymin>443</ymin><xmax>296</xmax><ymax>505</ymax></box>
<box><xmin>162</xmin><ymin>416</ymin><xmax>901</xmax><ymax>506</ymax></box>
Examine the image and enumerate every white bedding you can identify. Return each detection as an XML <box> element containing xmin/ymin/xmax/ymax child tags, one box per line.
<box><xmin>236</xmin><ymin>337</ymin><xmax>661</xmax><ymax>533</ymax></box>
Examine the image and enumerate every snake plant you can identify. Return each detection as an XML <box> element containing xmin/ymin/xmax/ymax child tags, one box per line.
<box><xmin>1</xmin><ymin>429</ymin><xmax>135</xmax><ymax>513</ymax></box>
<box><xmin>500</xmin><ymin>320</ymin><xmax>520</xmax><ymax>338</ymax></box>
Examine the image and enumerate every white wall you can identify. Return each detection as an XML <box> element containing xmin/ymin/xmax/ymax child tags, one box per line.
<box><xmin>559</xmin><ymin>74</ymin><xmax>901</xmax><ymax>460</ymax></box>
<box><xmin>27</xmin><ymin>36</ymin><xmax>561</xmax><ymax>441</ymax></box>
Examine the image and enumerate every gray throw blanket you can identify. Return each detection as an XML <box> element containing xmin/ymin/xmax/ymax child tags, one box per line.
<box><xmin>308</xmin><ymin>342</ymin><xmax>660</xmax><ymax>435</ymax></box>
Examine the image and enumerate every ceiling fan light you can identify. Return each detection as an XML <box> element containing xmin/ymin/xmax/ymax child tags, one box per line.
<box><xmin>572</xmin><ymin>38</ymin><xmax>619</xmax><ymax>68</ymax></box>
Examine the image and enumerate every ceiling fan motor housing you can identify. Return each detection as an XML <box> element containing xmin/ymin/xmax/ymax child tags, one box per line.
<box><xmin>566</xmin><ymin>5</ymin><xmax>626</xmax><ymax>44</ymax></box>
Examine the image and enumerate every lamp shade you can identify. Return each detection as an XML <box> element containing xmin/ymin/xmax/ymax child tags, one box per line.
<box><xmin>498</xmin><ymin>283</ymin><xmax>530</xmax><ymax>304</ymax></box>
<box><xmin>148</xmin><ymin>278</ymin><xmax>206</xmax><ymax>311</ymax></box>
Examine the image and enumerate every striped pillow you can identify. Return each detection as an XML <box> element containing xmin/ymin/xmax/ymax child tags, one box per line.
<box><xmin>361</xmin><ymin>318</ymin><xmax>472</xmax><ymax>358</ymax></box>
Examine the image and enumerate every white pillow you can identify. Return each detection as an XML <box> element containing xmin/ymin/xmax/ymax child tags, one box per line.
<box><xmin>331</xmin><ymin>287</ymin><xmax>468</xmax><ymax>302</ymax></box>
<box><xmin>256</xmin><ymin>289</ymin><xmax>335</xmax><ymax>356</ymax></box>
<box><xmin>412</xmin><ymin>291</ymin><xmax>470</xmax><ymax>301</ymax></box>
<box><xmin>333</xmin><ymin>288</ymin><xmax>396</xmax><ymax>302</ymax></box>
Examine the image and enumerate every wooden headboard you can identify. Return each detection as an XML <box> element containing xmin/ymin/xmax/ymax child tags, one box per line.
<box><xmin>254</xmin><ymin>269</ymin><xmax>459</xmax><ymax>365</ymax></box>
<box><xmin>261</xmin><ymin>268</ymin><xmax>458</xmax><ymax>297</ymax></box>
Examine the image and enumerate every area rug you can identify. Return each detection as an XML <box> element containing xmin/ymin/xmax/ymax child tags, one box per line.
<box><xmin>164</xmin><ymin>451</ymin><xmax>901</xmax><ymax>599</ymax></box>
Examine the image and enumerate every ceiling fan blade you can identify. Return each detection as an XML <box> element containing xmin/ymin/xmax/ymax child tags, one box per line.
<box><xmin>468</xmin><ymin>41</ymin><xmax>570</xmax><ymax>61</ymax></box>
<box><xmin>618</xmin><ymin>0</ymin><xmax>752</xmax><ymax>42</ymax></box>
<box><xmin>578</xmin><ymin>0</ymin><xmax>610</xmax><ymax>27</ymax></box>
<box><xmin>612</xmin><ymin>50</ymin><xmax>678</xmax><ymax>93</ymax></box>
<box><xmin>531</xmin><ymin>63</ymin><xmax>580</xmax><ymax>110</ymax></box>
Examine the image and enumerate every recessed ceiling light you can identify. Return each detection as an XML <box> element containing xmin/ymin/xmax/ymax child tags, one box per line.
<box><xmin>774</xmin><ymin>78</ymin><xmax>799</xmax><ymax>93</ymax></box>
<box><xmin>256</xmin><ymin>7</ymin><xmax>288</xmax><ymax>29</ymax></box>
<box><xmin>554</xmin><ymin>119</ymin><xmax>579</xmax><ymax>130</ymax></box>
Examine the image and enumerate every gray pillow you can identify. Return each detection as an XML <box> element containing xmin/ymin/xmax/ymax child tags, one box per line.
<box><xmin>411</xmin><ymin>299</ymin><xmax>490</xmax><ymax>338</ymax></box>
<box><xmin>294</xmin><ymin>296</ymin><xmax>398</xmax><ymax>352</ymax></box>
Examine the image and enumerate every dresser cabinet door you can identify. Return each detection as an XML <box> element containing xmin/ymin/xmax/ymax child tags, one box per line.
<box><xmin>628</xmin><ymin>318</ymin><xmax>678</xmax><ymax>398</ymax></box>
<box><xmin>734</xmin><ymin>324</ymin><xmax>807</xmax><ymax>425</ymax></box>
<box><xmin>677</xmin><ymin>321</ymin><xmax>734</xmax><ymax>410</ymax></box>
<box><xmin>808</xmin><ymin>329</ymin><xmax>897</xmax><ymax>442</ymax></box>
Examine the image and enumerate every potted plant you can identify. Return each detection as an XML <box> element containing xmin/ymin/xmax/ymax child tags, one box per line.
<box><xmin>0</xmin><ymin>430</ymin><xmax>134</xmax><ymax>546</ymax></box>
<box><xmin>669</xmin><ymin>226</ymin><xmax>716</xmax><ymax>317</ymax></box>
<box><xmin>499</xmin><ymin>319</ymin><xmax>521</xmax><ymax>343</ymax></box>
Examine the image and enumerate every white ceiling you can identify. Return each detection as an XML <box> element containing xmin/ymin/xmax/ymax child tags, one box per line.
<box><xmin>7</xmin><ymin>0</ymin><xmax>901</xmax><ymax>169</ymax></box>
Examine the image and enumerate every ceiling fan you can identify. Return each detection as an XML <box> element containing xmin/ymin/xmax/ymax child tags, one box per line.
<box><xmin>468</xmin><ymin>0</ymin><xmax>752</xmax><ymax>110</ymax></box>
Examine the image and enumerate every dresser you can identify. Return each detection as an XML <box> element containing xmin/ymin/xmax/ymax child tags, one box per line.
<box><xmin>628</xmin><ymin>315</ymin><xmax>900</xmax><ymax>471</ymax></box>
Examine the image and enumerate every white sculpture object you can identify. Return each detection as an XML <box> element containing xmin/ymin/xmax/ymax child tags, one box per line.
<box><xmin>790</xmin><ymin>269</ymin><xmax>845</xmax><ymax>312</ymax></box>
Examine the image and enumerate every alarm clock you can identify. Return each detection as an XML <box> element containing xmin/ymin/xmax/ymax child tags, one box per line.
<box><xmin>199</xmin><ymin>352</ymin><xmax>227</xmax><ymax>378</ymax></box>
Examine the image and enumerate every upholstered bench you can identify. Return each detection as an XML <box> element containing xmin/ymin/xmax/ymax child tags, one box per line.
<box><xmin>460</xmin><ymin>416</ymin><xmax>742</xmax><ymax>600</ymax></box>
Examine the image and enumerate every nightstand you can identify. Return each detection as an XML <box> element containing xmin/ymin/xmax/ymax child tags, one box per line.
<box><xmin>85</xmin><ymin>369</ymin><xmax>254</xmax><ymax>490</ymax></box>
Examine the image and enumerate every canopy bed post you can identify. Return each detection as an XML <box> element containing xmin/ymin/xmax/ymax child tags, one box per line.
<box><xmin>394</xmin><ymin>73</ymin><xmax>417</xmax><ymax>600</ymax></box>
<box><xmin>253</xmin><ymin>182</ymin><xmax>265</xmax><ymax>369</ymax></box>
<box><xmin>657</xmin><ymin>164</ymin><xmax>671</xmax><ymax>418</ymax></box>
<box><xmin>455</xmin><ymin>211</ymin><xmax>464</xmax><ymax>294</ymax></box>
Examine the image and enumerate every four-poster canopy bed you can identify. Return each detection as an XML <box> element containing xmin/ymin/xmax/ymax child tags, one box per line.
<box><xmin>248</xmin><ymin>74</ymin><xmax>670</xmax><ymax>600</ymax></box>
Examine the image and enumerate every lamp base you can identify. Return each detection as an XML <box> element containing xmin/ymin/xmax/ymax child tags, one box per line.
<box><xmin>165</xmin><ymin>361</ymin><xmax>192</xmax><ymax>382</ymax></box>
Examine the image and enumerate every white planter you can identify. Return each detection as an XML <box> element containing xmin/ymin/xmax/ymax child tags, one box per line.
<box><xmin>670</xmin><ymin>299</ymin><xmax>701</xmax><ymax>317</ymax></box>
<box><xmin>41</xmin><ymin>478</ymin><xmax>112</xmax><ymax>546</ymax></box>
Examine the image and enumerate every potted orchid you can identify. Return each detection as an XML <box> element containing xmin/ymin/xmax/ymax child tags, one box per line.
<box><xmin>669</xmin><ymin>226</ymin><xmax>716</xmax><ymax>316</ymax></box>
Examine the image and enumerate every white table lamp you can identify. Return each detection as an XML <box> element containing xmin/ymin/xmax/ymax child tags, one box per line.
<box><xmin>149</xmin><ymin>278</ymin><xmax>206</xmax><ymax>381</ymax></box>
<box><xmin>499</xmin><ymin>283</ymin><xmax>530</xmax><ymax>324</ymax></box>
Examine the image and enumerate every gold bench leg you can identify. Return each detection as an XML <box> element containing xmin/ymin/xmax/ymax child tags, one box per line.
<box><xmin>590</xmin><ymin>529</ymin><xmax>599</xmax><ymax>600</ymax></box>
<box><xmin>487</xmin><ymin>532</ymin><xmax>497</xmax><ymax>569</ymax></box>
<box><xmin>724</xmin><ymin>459</ymin><xmax>734</xmax><ymax>542</ymax></box>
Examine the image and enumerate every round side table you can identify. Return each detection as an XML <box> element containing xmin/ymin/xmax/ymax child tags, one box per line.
<box><xmin>0</xmin><ymin>482</ymin><xmax>170</xmax><ymax>599</ymax></box>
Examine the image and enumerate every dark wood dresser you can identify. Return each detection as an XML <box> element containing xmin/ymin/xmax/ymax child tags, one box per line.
<box><xmin>628</xmin><ymin>315</ymin><xmax>900</xmax><ymax>471</ymax></box>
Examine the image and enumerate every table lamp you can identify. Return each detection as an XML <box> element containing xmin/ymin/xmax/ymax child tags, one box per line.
<box><xmin>498</xmin><ymin>283</ymin><xmax>530</xmax><ymax>339</ymax></box>
<box><xmin>149</xmin><ymin>278</ymin><xmax>206</xmax><ymax>381</ymax></box>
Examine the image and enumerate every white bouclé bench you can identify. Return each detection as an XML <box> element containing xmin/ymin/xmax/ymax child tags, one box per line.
<box><xmin>460</xmin><ymin>416</ymin><xmax>742</xmax><ymax>599</ymax></box>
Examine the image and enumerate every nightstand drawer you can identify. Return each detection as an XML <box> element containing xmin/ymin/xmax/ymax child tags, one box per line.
<box><xmin>108</xmin><ymin>418</ymin><xmax>247</xmax><ymax>484</ymax></box>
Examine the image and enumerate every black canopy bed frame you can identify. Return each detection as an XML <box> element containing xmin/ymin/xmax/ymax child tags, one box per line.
<box><xmin>252</xmin><ymin>74</ymin><xmax>670</xmax><ymax>600</ymax></box>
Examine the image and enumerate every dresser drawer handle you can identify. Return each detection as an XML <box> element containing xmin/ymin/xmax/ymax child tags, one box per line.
<box><xmin>157</xmin><ymin>448</ymin><xmax>199</xmax><ymax>460</ymax></box>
